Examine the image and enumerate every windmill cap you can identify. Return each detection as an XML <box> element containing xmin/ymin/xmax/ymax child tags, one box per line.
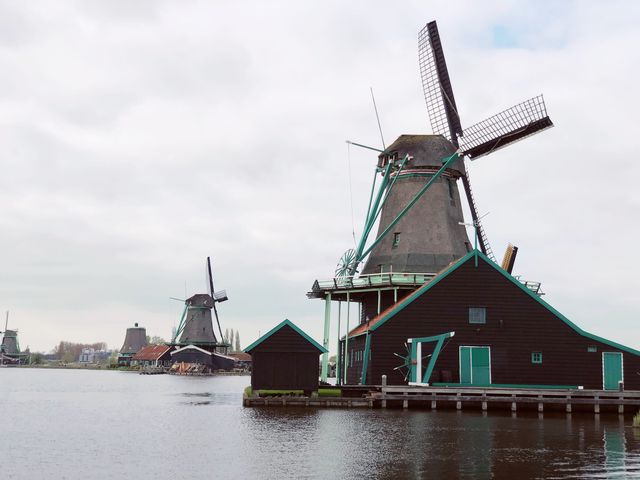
<box><xmin>378</xmin><ymin>134</ymin><xmax>463</xmax><ymax>174</ymax></box>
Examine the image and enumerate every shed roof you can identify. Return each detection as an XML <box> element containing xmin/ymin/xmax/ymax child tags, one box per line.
<box><xmin>132</xmin><ymin>345</ymin><xmax>171</xmax><ymax>361</ymax></box>
<box><xmin>347</xmin><ymin>250</ymin><xmax>640</xmax><ymax>356</ymax></box>
<box><xmin>244</xmin><ymin>319</ymin><xmax>328</xmax><ymax>354</ymax></box>
<box><xmin>229</xmin><ymin>352</ymin><xmax>252</xmax><ymax>362</ymax></box>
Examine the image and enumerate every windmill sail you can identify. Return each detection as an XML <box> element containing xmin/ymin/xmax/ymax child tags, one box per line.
<box><xmin>460</xmin><ymin>95</ymin><xmax>553</xmax><ymax>159</ymax></box>
<box><xmin>418</xmin><ymin>21</ymin><xmax>463</xmax><ymax>145</ymax></box>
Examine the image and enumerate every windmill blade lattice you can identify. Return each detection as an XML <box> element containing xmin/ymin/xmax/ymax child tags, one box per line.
<box><xmin>418</xmin><ymin>21</ymin><xmax>463</xmax><ymax>144</ymax></box>
<box><xmin>460</xmin><ymin>95</ymin><xmax>553</xmax><ymax>159</ymax></box>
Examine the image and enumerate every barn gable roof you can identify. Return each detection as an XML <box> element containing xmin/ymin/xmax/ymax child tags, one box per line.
<box><xmin>349</xmin><ymin>250</ymin><xmax>640</xmax><ymax>356</ymax></box>
<box><xmin>170</xmin><ymin>344</ymin><xmax>212</xmax><ymax>356</ymax></box>
<box><xmin>244</xmin><ymin>319</ymin><xmax>328</xmax><ymax>354</ymax></box>
<box><xmin>132</xmin><ymin>344</ymin><xmax>171</xmax><ymax>361</ymax></box>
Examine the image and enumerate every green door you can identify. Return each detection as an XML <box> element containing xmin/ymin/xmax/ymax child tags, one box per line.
<box><xmin>603</xmin><ymin>352</ymin><xmax>623</xmax><ymax>390</ymax></box>
<box><xmin>460</xmin><ymin>346</ymin><xmax>491</xmax><ymax>386</ymax></box>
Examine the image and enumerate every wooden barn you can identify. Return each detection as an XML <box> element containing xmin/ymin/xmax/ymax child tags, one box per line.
<box><xmin>341</xmin><ymin>250</ymin><xmax>640</xmax><ymax>390</ymax></box>
<box><xmin>170</xmin><ymin>345</ymin><xmax>235</xmax><ymax>371</ymax></box>
<box><xmin>131</xmin><ymin>345</ymin><xmax>172</xmax><ymax>368</ymax></box>
<box><xmin>244</xmin><ymin>319</ymin><xmax>327</xmax><ymax>394</ymax></box>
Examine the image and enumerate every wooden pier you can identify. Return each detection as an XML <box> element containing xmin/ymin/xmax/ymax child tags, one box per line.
<box><xmin>243</xmin><ymin>385</ymin><xmax>640</xmax><ymax>414</ymax></box>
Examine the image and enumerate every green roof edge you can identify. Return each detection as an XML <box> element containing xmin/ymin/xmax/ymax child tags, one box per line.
<box><xmin>369</xmin><ymin>250</ymin><xmax>476</xmax><ymax>333</ymax></box>
<box><xmin>243</xmin><ymin>319</ymin><xmax>328</xmax><ymax>354</ymax></box>
<box><xmin>370</xmin><ymin>250</ymin><xmax>640</xmax><ymax>356</ymax></box>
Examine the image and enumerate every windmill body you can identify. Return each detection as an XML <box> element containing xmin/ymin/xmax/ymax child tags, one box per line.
<box><xmin>117</xmin><ymin>323</ymin><xmax>148</xmax><ymax>366</ymax></box>
<box><xmin>362</xmin><ymin>134</ymin><xmax>470</xmax><ymax>275</ymax></box>
<box><xmin>176</xmin><ymin>294</ymin><xmax>219</xmax><ymax>346</ymax></box>
<box><xmin>1</xmin><ymin>329</ymin><xmax>21</xmax><ymax>356</ymax></box>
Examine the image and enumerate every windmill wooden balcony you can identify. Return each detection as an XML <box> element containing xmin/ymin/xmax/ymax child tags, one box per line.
<box><xmin>307</xmin><ymin>271</ymin><xmax>437</xmax><ymax>301</ymax></box>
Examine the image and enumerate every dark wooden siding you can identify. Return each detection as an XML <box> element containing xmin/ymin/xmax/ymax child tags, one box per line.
<box><xmin>171</xmin><ymin>350</ymin><xmax>212</xmax><ymax>366</ymax></box>
<box><xmin>344</xmin><ymin>335</ymin><xmax>366</xmax><ymax>384</ymax></box>
<box><xmin>249</xmin><ymin>324</ymin><xmax>322</xmax><ymax>391</ymax></box>
<box><xmin>251</xmin><ymin>352</ymin><xmax>319</xmax><ymax>391</ymax></box>
<box><xmin>347</xmin><ymin>258</ymin><xmax>640</xmax><ymax>389</ymax></box>
<box><xmin>360</xmin><ymin>290</ymin><xmax>413</xmax><ymax>325</ymax></box>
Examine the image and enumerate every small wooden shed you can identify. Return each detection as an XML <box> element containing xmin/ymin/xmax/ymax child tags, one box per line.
<box><xmin>244</xmin><ymin>319</ymin><xmax>327</xmax><ymax>394</ymax></box>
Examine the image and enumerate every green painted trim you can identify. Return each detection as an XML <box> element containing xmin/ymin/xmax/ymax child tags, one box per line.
<box><xmin>360</xmin><ymin>333</ymin><xmax>372</xmax><ymax>385</ymax></box>
<box><xmin>432</xmin><ymin>383</ymin><xmax>580</xmax><ymax>389</ymax></box>
<box><xmin>370</xmin><ymin>249</ymin><xmax>640</xmax><ymax>357</ymax></box>
<box><xmin>172</xmin><ymin>304</ymin><xmax>189</xmax><ymax>343</ymax></box>
<box><xmin>531</xmin><ymin>352</ymin><xmax>543</xmax><ymax>364</ymax></box>
<box><xmin>418</xmin><ymin>332</ymin><xmax>454</xmax><ymax>384</ymax></box>
<box><xmin>321</xmin><ymin>293</ymin><xmax>332</xmax><ymax>382</ymax></box>
<box><xmin>243</xmin><ymin>319</ymin><xmax>328</xmax><ymax>354</ymax></box>
<box><xmin>410</xmin><ymin>340</ymin><xmax>418</xmax><ymax>383</ymax></box>
<box><xmin>352</xmin><ymin>161</ymin><xmax>393</xmax><ymax>273</ymax></box>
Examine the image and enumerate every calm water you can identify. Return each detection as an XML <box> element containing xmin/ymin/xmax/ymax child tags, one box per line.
<box><xmin>2</xmin><ymin>369</ymin><xmax>640</xmax><ymax>479</ymax></box>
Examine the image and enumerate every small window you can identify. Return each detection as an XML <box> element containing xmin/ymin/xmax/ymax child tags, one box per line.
<box><xmin>392</xmin><ymin>232</ymin><xmax>401</xmax><ymax>248</ymax></box>
<box><xmin>588</xmin><ymin>345</ymin><xmax>597</xmax><ymax>353</ymax></box>
<box><xmin>447</xmin><ymin>178</ymin><xmax>455</xmax><ymax>204</ymax></box>
<box><xmin>532</xmin><ymin>352</ymin><xmax>542</xmax><ymax>364</ymax></box>
<box><xmin>468</xmin><ymin>307</ymin><xmax>486</xmax><ymax>324</ymax></box>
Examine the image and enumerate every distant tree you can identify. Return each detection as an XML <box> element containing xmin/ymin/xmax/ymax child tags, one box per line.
<box><xmin>224</xmin><ymin>328</ymin><xmax>230</xmax><ymax>344</ymax></box>
<box><xmin>62</xmin><ymin>351</ymin><xmax>75</xmax><ymax>364</ymax></box>
<box><xmin>229</xmin><ymin>328</ymin><xmax>234</xmax><ymax>348</ymax></box>
<box><xmin>147</xmin><ymin>336</ymin><xmax>166</xmax><ymax>345</ymax></box>
<box><xmin>109</xmin><ymin>350</ymin><xmax>119</xmax><ymax>366</ymax></box>
<box><xmin>235</xmin><ymin>332</ymin><xmax>241</xmax><ymax>353</ymax></box>
<box><xmin>30</xmin><ymin>352</ymin><xmax>43</xmax><ymax>365</ymax></box>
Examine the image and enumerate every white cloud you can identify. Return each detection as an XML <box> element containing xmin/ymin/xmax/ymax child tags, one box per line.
<box><xmin>1</xmin><ymin>0</ymin><xmax>639</xmax><ymax>352</ymax></box>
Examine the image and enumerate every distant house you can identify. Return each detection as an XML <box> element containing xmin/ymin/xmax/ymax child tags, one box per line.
<box><xmin>244</xmin><ymin>319</ymin><xmax>327</xmax><ymax>394</ymax></box>
<box><xmin>78</xmin><ymin>348</ymin><xmax>96</xmax><ymax>363</ymax></box>
<box><xmin>229</xmin><ymin>352</ymin><xmax>252</xmax><ymax>370</ymax></box>
<box><xmin>131</xmin><ymin>345</ymin><xmax>172</xmax><ymax>368</ymax></box>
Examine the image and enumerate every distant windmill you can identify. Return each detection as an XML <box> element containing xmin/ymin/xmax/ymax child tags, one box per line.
<box><xmin>171</xmin><ymin>257</ymin><xmax>228</xmax><ymax>349</ymax></box>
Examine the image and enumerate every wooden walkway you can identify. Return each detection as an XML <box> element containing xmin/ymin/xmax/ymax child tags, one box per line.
<box><xmin>243</xmin><ymin>385</ymin><xmax>640</xmax><ymax>414</ymax></box>
<box><xmin>374</xmin><ymin>386</ymin><xmax>640</xmax><ymax>413</ymax></box>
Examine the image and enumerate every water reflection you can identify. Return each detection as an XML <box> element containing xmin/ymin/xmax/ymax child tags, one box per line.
<box><xmin>3</xmin><ymin>369</ymin><xmax>640</xmax><ymax>479</ymax></box>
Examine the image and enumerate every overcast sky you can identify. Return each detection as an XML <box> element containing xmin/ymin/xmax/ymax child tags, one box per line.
<box><xmin>1</xmin><ymin>0</ymin><xmax>639</xmax><ymax>353</ymax></box>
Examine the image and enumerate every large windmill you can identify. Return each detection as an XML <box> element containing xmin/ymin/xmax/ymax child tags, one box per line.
<box><xmin>309</xmin><ymin>20</ymin><xmax>553</xmax><ymax>384</ymax></box>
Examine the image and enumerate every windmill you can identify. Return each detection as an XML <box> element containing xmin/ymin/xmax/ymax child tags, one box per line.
<box><xmin>171</xmin><ymin>257</ymin><xmax>228</xmax><ymax>351</ymax></box>
<box><xmin>340</xmin><ymin>20</ymin><xmax>552</xmax><ymax>277</ymax></box>
<box><xmin>1</xmin><ymin>311</ymin><xmax>27</xmax><ymax>364</ymax></box>
<box><xmin>309</xmin><ymin>19</ymin><xmax>553</xmax><ymax>384</ymax></box>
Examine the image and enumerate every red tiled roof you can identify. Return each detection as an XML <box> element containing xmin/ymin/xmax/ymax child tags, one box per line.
<box><xmin>132</xmin><ymin>344</ymin><xmax>171</xmax><ymax>361</ymax></box>
<box><xmin>229</xmin><ymin>352</ymin><xmax>252</xmax><ymax>361</ymax></box>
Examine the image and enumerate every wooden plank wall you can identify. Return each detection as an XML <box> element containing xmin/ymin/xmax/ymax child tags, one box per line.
<box><xmin>347</xmin><ymin>259</ymin><xmax>640</xmax><ymax>389</ymax></box>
